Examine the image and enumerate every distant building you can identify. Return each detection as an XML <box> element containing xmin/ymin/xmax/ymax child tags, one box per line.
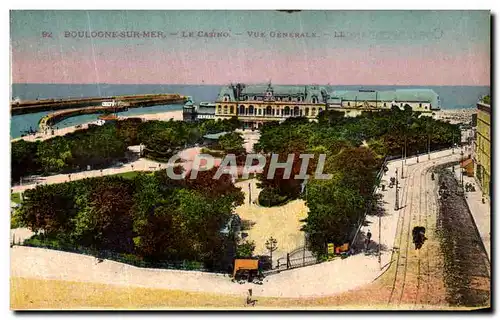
<box><xmin>182</xmin><ymin>97</ymin><xmax>216</xmax><ymax>122</ymax></box>
<box><xmin>473</xmin><ymin>101</ymin><xmax>491</xmax><ymax>197</ymax></box>
<box><xmin>183</xmin><ymin>83</ymin><xmax>441</xmax><ymax>127</ymax></box>
<box><xmin>329</xmin><ymin>89</ymin><xmax>440</xmax><ymax>115</ymax></box>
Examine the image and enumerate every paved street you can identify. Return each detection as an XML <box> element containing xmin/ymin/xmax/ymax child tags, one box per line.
<box><xmin>450</xmin><ymin>164</ymin><xmax>491</xmax><ymax>261</ymax></box>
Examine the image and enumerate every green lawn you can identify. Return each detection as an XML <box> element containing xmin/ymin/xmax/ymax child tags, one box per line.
<box><xmin>11</xmin><ymin>193</ymin><xmax>21</xmax><ymax>204</ymax></box>
<box><xmin>110</xmin><ymin>171</ymin><xmax>153</xmax><ymax>179</ymax></box>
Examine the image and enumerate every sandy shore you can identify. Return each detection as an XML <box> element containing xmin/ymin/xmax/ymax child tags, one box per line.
<box><xmin>433</xmin><ymin>108</ymin><xmax>476</xmax><ymax>124</ymax></box>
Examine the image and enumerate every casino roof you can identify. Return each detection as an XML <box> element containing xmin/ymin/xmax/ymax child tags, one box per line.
<box><xmin>330</xmin><ymin>89</ymin><xmax>439</xmax><ymax>107</ymax></box>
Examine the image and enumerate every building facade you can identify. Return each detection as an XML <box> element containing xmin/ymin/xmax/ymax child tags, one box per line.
<box><xmin>474</xmin><ymin>101</ymin><xmax>491</xmax><ymax>197</ymax></box>
<box><xmin>213</xmin><ymin>83</ymin><xmax>329</xmax><ymax>128</ymax></box>
<box><xmin>183</xmin><ymin>97</ymin><xmax>216</xmax><ymax>122</ymax></box>
<box><xmin>330</xmin><ymin>89</ymin><xmax>440</xmax><ymax>113</ymax></box>
<box><xmin>183</xmin><ymin>84</ymin><xmax>441</xmax><ymax>127</ymax></box>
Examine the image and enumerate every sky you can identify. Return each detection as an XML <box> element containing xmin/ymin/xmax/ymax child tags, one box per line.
<box><xmin>10</xmin><ymin>10</ymin><xmax>491</xmax><ymax>86</ymax></box>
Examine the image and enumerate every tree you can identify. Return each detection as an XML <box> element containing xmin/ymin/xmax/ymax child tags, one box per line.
<box><xmin>302</xmin><ymin>175</ymin><xmax>364</xmax><ymax>254</ymax></box>
<box><xmin>218</xmin><ymin>132</ymin><xmax>245</xmax><ymax>155</ymax></box>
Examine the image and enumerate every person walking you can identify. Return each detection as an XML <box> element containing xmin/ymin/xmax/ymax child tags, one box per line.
<box><xmin>365</xmin><ymin>230</ymin><xmax>372</xmax><ymax>251</ymax></box>
<box><xmin>246</xmin><ymin>289</ymin><xmax>255</xmax><ymax>306</ymax></box>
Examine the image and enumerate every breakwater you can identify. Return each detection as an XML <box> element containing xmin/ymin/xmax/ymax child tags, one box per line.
<box><xmin>38</xmin><ymin>105</ymin><xmax>128</xmax><ymax>131</ymax></box>
<box><xmin>11</xmin><ymin>93</ymin><xmax>187</xmax><ymax>115</ymax></box>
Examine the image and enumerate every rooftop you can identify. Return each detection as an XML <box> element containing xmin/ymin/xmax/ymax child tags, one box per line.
<box><xmin>203</xmin><ymin>131</ymin><xmax>229</xmax><ymax>140</ymax></box>
<box><xmin>330</xmin><ymin>89</ymin><xmax>440</xmax><ymax>107</ymax></box>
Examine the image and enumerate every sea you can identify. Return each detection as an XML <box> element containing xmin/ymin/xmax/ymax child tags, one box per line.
<box><xmin>10</xmin><ymin>84</ymin><xmax>490</xmax><ymax>139</ymax></box>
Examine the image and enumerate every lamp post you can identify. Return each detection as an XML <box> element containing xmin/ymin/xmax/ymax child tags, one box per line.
<box><xmin>404</xmin><ymin>135</ymin><xmax>407</xmax><ymax>164</ymax></box>
<box><xmin>460</xmin><ymin>150</ymin><xmax>464</xmax><ymax>189</ymax></box>
<box><xmin>427</xmin><ymin>133</ymin><xmax>431</xmax><ymax>160</ymax></box>
<box><xmin>395</xmin><ymin>168</ymin><xmax>399</xmax><ymax>211</ymax></box>
<box><xmin>401</xmin><ymin>147</ymin><xmax>404</xmax><ymax>179</ymax></box>
<box><xmin>378</xmin><ymin>208</ymin><xmax>382</xmax><ymax>270</ymax></box>
<box><xmin>452</xmin><ymin>131</ymin><xmax>455</xmax><ymax>154</ymax></box>
<box><xmin>265</xmin><ymin>237</ymin><xmax>278</xmax><ymax>268</ymax></box>
<box><xmin>248</xmin><ymin>183</ymin><xmax>252</xmax><ymax>205</ymax></box>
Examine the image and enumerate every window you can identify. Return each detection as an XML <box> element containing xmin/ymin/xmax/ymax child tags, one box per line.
<box><xmin>284</xmin><ymin>106</ymin><xmax>291</xmax><ymax>116</ymax></box>
<box><xmin>223</xmin><ymin>105</ymin><xmax>228</xmax><ymax>115</ymax></box>
<box><xmin>293</xmin><ymin>106</ymin><xmax>300</xmax><ymax>116</ymax></box>
<box><xmin>230</xmin><ymin>106</ymin><xmax>234</xmax><ymax>114</ymax></box>
<box><xmin>258</xmin><ymin>109</ymin><xmax>262</xmax><ymax>115</ymax></box>
<box><xmin>248</xmin><ymin>105</ymin><xmax>255</xmax><ymax>115</ymax></box>
<box><xmin>239</xmin><ymin>105</ymin><xmax>245</xmax><ymax>115</ymax></box>
<box><xmin>348</xmin><ymin>102</ymin><xmax>350</xmax><ymax>107</ymax></box>
<box><xmin>305</xmin><ymin>108</ymin><xmax>309</xmax><ymax>116</ymax></box>
<box><xmin>312</xmin><ymin>96</ymin><xmax>318</xmax><ymax>104</ymax></box>
<box><xmin>383</xmin><ymin>102</ymin><xmax>386</xmax><ymax>107</ymax></box>
<box><xmin>311</xmin><ymin>108</ymin><xmax>316</xmax><ymax>116</ymax></box>
<box><xmin>266</xmin><ymin>106</ymin><xmax>272</xmax><ymax>116</ymax></box>
<box><xmin>419</xmin><ymin>103</ymin><xmax>422</xmax><ymax>108</ymax></box>
<box><xmin>223</xmin><ymin>95</ymin><xmax>229</xmax><ymax>102</ymax></box>
<box><xmin>217</xmin><ymin>106</ymin><xmax>222</xmax><ymax>114</ymax></box>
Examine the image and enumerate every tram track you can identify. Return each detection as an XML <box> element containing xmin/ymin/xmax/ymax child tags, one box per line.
<box><xmin>388</xmin><ymin>158</ymin><xmax>447</xmax><ymax>307</ymax></box>
<box><xmin>387</xmin><ymin>160</ymin><xmax>418</xmax><ymax>305</ymax></box>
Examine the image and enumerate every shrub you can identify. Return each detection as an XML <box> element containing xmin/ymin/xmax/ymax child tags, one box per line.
<box><xmin>236</xmin><ymin>240</ymin><xmax>256</xmax><ymax>258</ymax></box>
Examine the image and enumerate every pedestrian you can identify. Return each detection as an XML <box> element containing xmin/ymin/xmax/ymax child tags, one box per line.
<box><xmin>246</xmin><ymin>288</ymin><xmax>255</xmax><ymax>306</ymax></box>
<box><xmin>365</xmin><ymin>230</ymin><xmax>372</xmax><ymax>251</ymax></box>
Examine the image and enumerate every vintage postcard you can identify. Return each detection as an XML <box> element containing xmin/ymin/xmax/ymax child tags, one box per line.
<box><xmin>9</xmin><ymin>10</ymin><xmax>491</xmax><ymax>310</ymax></box>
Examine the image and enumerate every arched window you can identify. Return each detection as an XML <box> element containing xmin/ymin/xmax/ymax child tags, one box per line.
<box><xmin>311</xmin><ymin>108</ymin><xmax>316</xmax><ymax>116</ymax></box>
<box><xmin>383</xmin><ymin>102</ymin><xmax>386</xmax><ymax>107</ymax></box>
<box><xmin>266</xmin><ymin>105</ymin><xmax>272</xmax><ymax>116</ymax></box>
<box><xmin>239</xmin><ymin>105</ymin><xmax>245</xmax><ymax>115</ymax></box>
<box><xmin>312</xmin><ymin>96</ymin><xmax>318</xmax><ymax>104</ymax></box>
<box><xmin>217</xmin><ymin>106</ymin><xmax>222</xmax><ymax>114</ymax></box>
<box><xmin>258</xmin><ymin>108</ymin><xmax>262</xmax><ymax>115</ymax></box>
<box><xmin>248</xmin><ymin>105</ymin><xmax>255</xmax><ymax>115</ymax></box>
<box><xmin>223</xmin><ymin>105</ymin><xmax>228</xmax><ymax>114</ymax></box>
<box><xmin>293</xmin><ymin>106</ymin><xmax>300</xmax><ymax>116</ymax></box>
<box><xmin>347</xmin><ymin>102</ymin><xmax>350</xmax><ymax>107</ymax></box>
<box><xmin>223</xmin><ymin>95</ymin><xmax>229</xmax><ymax>102</ymax></box>
<box><xmin>284</xmin><ymin>106</ymin><xmax>291</xmax><ymax>116</ymax></box>
<box><xmin>305</xmin><ymin>108</ymin><xmax>309</xmax><ymax>116</ymax></box>
<box><xmin>419</xmin><ymin>103</ymin><xmax>422</xmax><ymax>108</ymax></box>
<box><xmin>230</xmin><ymin>106</ymin><xmax>234</xmax><ymax>114</ymax></box>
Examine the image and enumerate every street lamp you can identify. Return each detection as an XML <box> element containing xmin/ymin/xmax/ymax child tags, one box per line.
<box><xmin>265</xmin><ymin>237</ymin><xmax>278</xmax><ymax>267</ymax></box>
<box><xmin>394</xmin><ymin>168</ymin><xmax>399</xmax><ymax>211</ymax></box>
<box><xmin>460</xmin><ymin>150</ymin><xmax>464</xmax><ymax>189</ymax></box>
<box><xmin>401</xmin><ymin>147</ymin><xmax>404</xmax><ymax>179</ymax></box>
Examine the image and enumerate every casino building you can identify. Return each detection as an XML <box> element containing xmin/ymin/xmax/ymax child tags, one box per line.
<box><xmin>213</xmin><ymin>83</ymin><xmax>330</xmax><ymax>128</ymax></box>
<box><xmin>183</xmin><ymin>83</ymin><xmax>440</xmax><ymax>128</ymax></box>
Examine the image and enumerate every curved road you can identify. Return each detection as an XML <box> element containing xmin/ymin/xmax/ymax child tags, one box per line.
<box><xmin>11</xmin><ymin>148</ymin><xmax>464</xmax><ymax>303</ymax></box>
